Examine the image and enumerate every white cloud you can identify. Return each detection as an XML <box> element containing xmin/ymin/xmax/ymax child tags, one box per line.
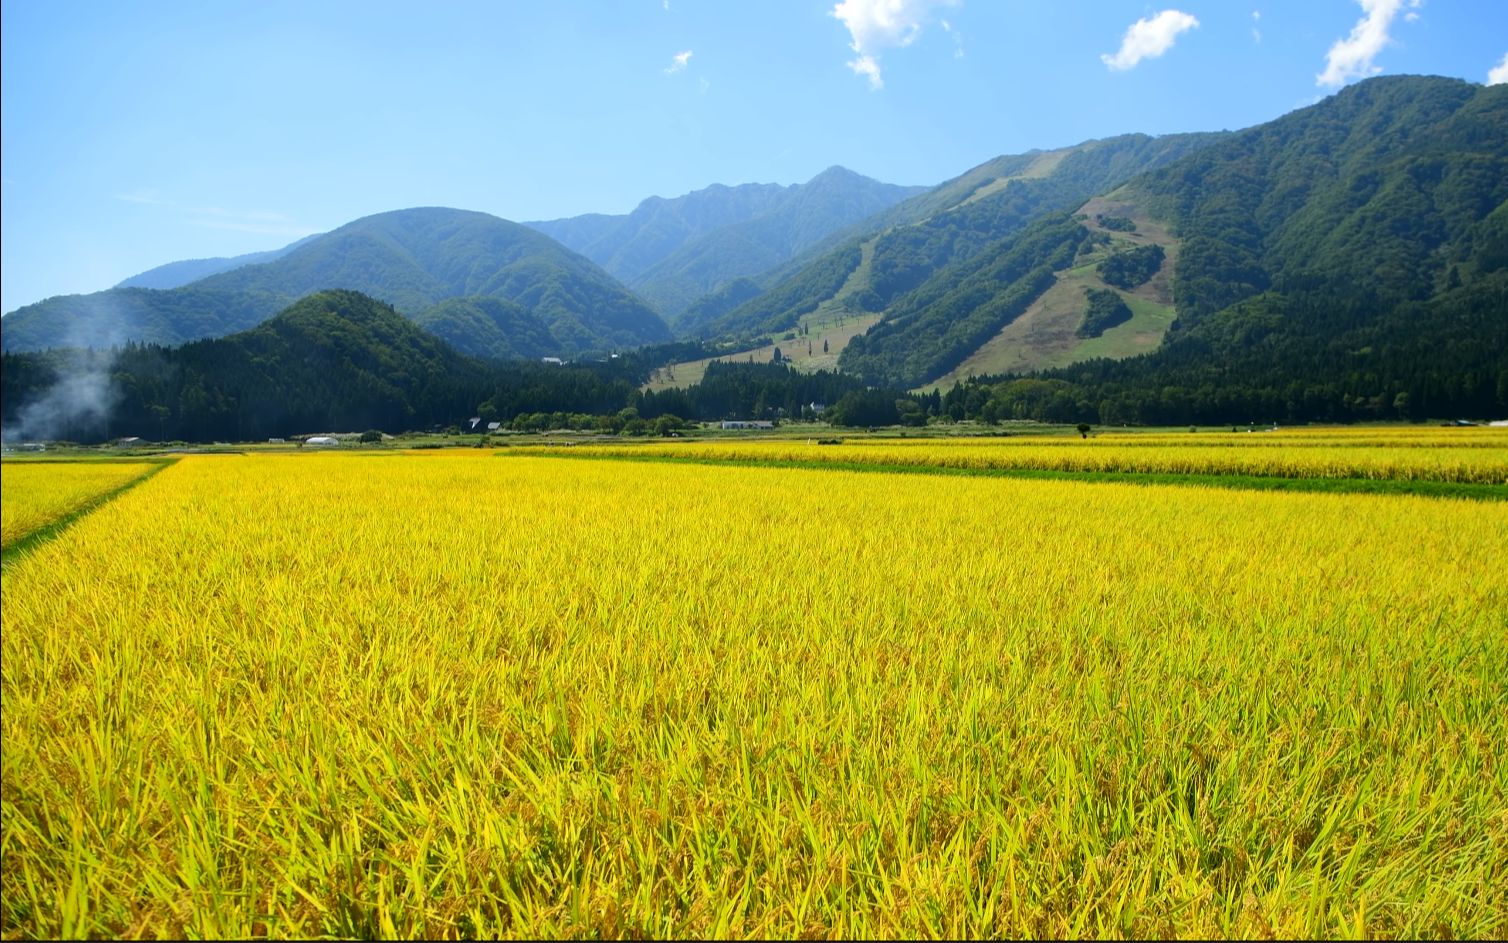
<box><xmin>941</xmin><ymin>18</ymin><xmax>965</xmax><ymax>58</ymax></box>
<box><xmin>831</xmin><ymin>0</ymin><xmax>958</xmax><ymax>90</ymax></box>
<box><xmin>663</xmin><ymin>0</ymin><xmax>670</xmax><ymax>9</ymax></box>
<box><xmin>1490</xmin><ymin>52</ymin><xmax>1508</xmax><ymax>85</ymax></box>
<box><xmin>187</xmin><ymin>219</ymin><xmax>320</xmax><ymax>238</ymax></box>
<box><xmin>665</xmin><ymin>49</ymin><xmax>693</xmax><ymax>75</ymax></box>
<box><xmin>1316</xmin><ymin>0</ymin><xmax>1420</xmax><ymax>88</ymax></box>
<box><xmin>1252</xmin><ymin>10</ymin><xmax>1262</xmax><ymax>43</ymax></box>
<box><xmin>112</xmin><ymin>190</ymin><xmax>314</xmax><ymax>237</ymax></box>
<box><xmin>1100</xmin><ymin>10</ymin><xmax>1200</xmax><ymax>72</ymax></box>
<box><xmin>848</xmin><ymin>53</ymin><xmax>884</xmax><ymax>89</ymax></box>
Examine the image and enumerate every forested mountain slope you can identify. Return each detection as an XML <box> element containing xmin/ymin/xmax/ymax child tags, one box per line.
<box><xmin>529</xmin><ymin>167</ymin><xmax>925</xmax><ymax>318</ymax></box>
<box><xmin>114</xmin><ymin>234</ymin><xmax>320</xmax><ymax>290</ymax></box>
<box><xmin>2</xmin><ymin>208</ymin><xmax>671</xmax><ymax>356</ymax></box>
<box><xmin>691</xmin><ymin>132</ymin><xmax>1225</xmax><ymax>342</ymax></box>
<box><xmin>907</xmin><ymin>76</ymin><xmax>1508</xmax><ymax>422</ymax></box>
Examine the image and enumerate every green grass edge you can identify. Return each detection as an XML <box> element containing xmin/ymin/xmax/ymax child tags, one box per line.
<box><xmin>502</xmin><ymin>451</ymin><xmax>1508</xmax><ymax>501</ymax></box>
<box><xmin>1</xmin><ymin>459</ymin><xmax>179</xmax><ymax>570</ymax></box>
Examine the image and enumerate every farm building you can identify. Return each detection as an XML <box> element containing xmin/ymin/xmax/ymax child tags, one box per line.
<box><xmin>304</xmin><ymin>436</ymin><xmax>340</xmax><ymax>448</ymax></box>
<box><xmin>720</xmin><ymin>421</ymin><xmax>774</xmax><ymax>430</ymax></box>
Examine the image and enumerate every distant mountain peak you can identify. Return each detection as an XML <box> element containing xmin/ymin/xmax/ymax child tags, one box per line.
<box><xmin>525</xmin><ymin>169</ymin><xmax>925</xmax><ymax>319</ymax></box>
<box><xmin>809</xmin><ymin>165</ymin><xmax>866</xmax><ymax>182</ymax></box>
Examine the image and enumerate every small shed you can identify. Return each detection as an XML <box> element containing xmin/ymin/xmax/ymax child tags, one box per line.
<box><xmin>304</xmin><ymin>436</ymin><xmax>340</xmax><ymax>448</ymax></box>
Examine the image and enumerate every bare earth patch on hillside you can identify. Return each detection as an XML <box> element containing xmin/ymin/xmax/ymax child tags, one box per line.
<box><xmin>960</xmin><ymin>148</ymin><xmax>1072</xmax><ymax>205</ymax></box>
<box><xmin>644</xmin><ymin>312</ymin><xmax>882</xmax><ymax>391</ymax></box>
<box><xmin>925</xmin><ymin>196</ymin><xmax>1179</xmax><ymax>389</ymax></box>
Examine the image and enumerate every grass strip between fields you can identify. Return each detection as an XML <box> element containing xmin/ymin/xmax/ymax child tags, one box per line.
<box><xmin>507</xmin><ymin>451</ymin><xmax>1508</xmax><ymax>500</ymax></box>
<box><xmin>0</xmin><ymin>460</ymin><xmax>177</xmax><ymax>569</ymax></box>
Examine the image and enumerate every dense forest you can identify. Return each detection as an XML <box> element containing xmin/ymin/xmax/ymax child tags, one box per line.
<box><xmin>1077</xmin><ymin>289</ymin><xmax>1133</xmax><ymax>338</ymax></box>
<box><xmin>1098</xmin><ymin>245</ymin><xmax>1164</xmax><ymax>290</ymax></box>
<box><xmin>0</xmin><ymin>291</ymin><xmax>909</xmax><ymax>442</ymax></box>
<box><xmin>844</xmin><ymin>76</ymin><xmax>1508</xmax><ymax>421</ymax></box>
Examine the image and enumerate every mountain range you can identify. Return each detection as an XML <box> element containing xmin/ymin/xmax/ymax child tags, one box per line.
<box><xmin>839</xmin><ymin>74</ymin><xmax>1506</xmax><ymax>396</ymax></box>
<box><xmin>113</xmin><ymin>234</ymin><xmax>322</xmax><ymax>290</ymax></box>
<box><xmin>526</xmin><ymin>166</ymin><xmax>926</xmax><ymax>317</ymax></box>
<box><xmin>687</xmin><ymin>130</ymin><xmax>1227</xmax><ymax>343</ymax></box>
<box><xmin>2</xmin><ymin>74</ymin><xmax>1504</xmax><ymax>430</ymax></box>
<box><xmin>2</xmin><ymin>208</ymin><xmax>671</xmax><ymax>356</ymax></box>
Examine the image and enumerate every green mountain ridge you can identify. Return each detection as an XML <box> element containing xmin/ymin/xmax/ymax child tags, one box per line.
<box><xmin>0</xmin><ymin>289</ymin><xmax>885</xmax><ymax>442</ymax></box>
<box><xmin>4</xmin><ymin>75</ymin><xmax>1502</xmax><ymax>430</ymax></box>
<box><xmin>114</xmin><ymin>234</ymin><xmax>323</xmax><ymax>290</ymax></box>
<box><xmin>411</xmin><ymin>297</ymin><xmax>559</xmax><ymax>362</ymax></box>
<box><xmin>108</xmin><ymin>290</ymin><xmax>487</xmax><ymax>440</ymax></box>
<box><xmin>864</xmin><ymin>75</ymin><xmax>1508</xmax><ymax>422</ymax></box>
<box><xmin>526</xmin><ymin>182</ymin><xmax>791</xmax><ymax>280</ymax></box>
<box><xmin>691</xmin><ymin>132</ymin><xmax>1228</xmax><ymax>343</ymax></box>
<box><xmin>2</xmin><ymin>208</ymin><xmax>671</xmax><ymax>357</ymax></box>
<box><xmin>528</xmin><ymin>167</ymin><xmax>925</xmax><ymax>318</ymax></box>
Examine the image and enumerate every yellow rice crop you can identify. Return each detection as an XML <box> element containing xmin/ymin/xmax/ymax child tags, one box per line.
<box><xmin>0</xmin><ymin>461</ymin><xmax>157</xmax><ymax>550</ymax></box>
<box><xmin>522</xmin><ymin>435</ymin><xmax>1508</xmax><ymax>484</ymax></box>
<box><xmin>3</xmin><ymin>452</ymin><xmax>1504</xmax><ymax>938</ymax></box>
<box><xmin>885</xmin><ymin>426</ymin><xmax>1508</xmax><ymax>449</ymax></box>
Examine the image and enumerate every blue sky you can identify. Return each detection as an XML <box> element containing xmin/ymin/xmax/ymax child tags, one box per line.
<box><xmin>3</xmin><ymin>0</ymin><xmax>1505</xmax><ymax>314</ymax></box>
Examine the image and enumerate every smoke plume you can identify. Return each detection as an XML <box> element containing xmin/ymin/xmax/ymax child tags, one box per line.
<box><xmin>2</xmin><ymin>307</ymin><xmax>125</xmax><ymax>443</ymax></box>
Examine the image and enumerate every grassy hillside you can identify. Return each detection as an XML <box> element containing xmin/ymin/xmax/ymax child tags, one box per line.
<box><xmin>702</xmin><ymin>132</ymin><xmax>1225</xmax><ymax>343</ymax></box>
<box><xmin>928</xmin><ymin>199</ymin><xmax>1180</xmax><ymax>387</ymax></box>
<box><xmin>644</xmin><ymin>312</ymin><xmax>882</xmax><ymax>392</ymax></box>
<box><xmin>947</xmin><ymin>76</ymin><xmax>1508</xmax><ymax>424</ymax></box>
<box><xmin>839</xmin><ymin>215</ymin><xmax>1088</xmax><ymax>387</ymax></box>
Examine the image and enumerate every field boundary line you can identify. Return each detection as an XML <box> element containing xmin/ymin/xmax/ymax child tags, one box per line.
<box><xmin>502</xmin><ymin>451</ymin><xmax>1508</xmax><ymax>501</ymax></box>
<box><xmin>1</xmin><ymin>459</ymin><xmax>178</xmax><ymax>570</ymax></box>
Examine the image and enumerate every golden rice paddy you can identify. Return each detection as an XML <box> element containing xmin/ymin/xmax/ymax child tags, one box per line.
<box><xmin>1</xmin><ymin>440</ymin><xmax>1504</xmax><ymax>938</ymax></box>
<box><xmin>518</xmin><ymin>427</ymin><xmax>1508</xmax><ymax>483</ymax></box>
<box><xmin>0</xmin><ymin>461</ymin><xmax>156</xmax><ymax>551</ymax></box>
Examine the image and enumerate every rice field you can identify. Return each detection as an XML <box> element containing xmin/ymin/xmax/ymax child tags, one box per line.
<box><xmin>518</xmin><ymin>429</ymin><xmax>1508</xmax><ymax>484</ymax></box>
<box><xmin>2</xmin><ymin>443</ymin><xmax>1505</xmax><ymax>939</ymax></box>
<box><xmin>0</xmin><ymin>461</ymin><xmax>157</xmax><ymax>551</ymax></box>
